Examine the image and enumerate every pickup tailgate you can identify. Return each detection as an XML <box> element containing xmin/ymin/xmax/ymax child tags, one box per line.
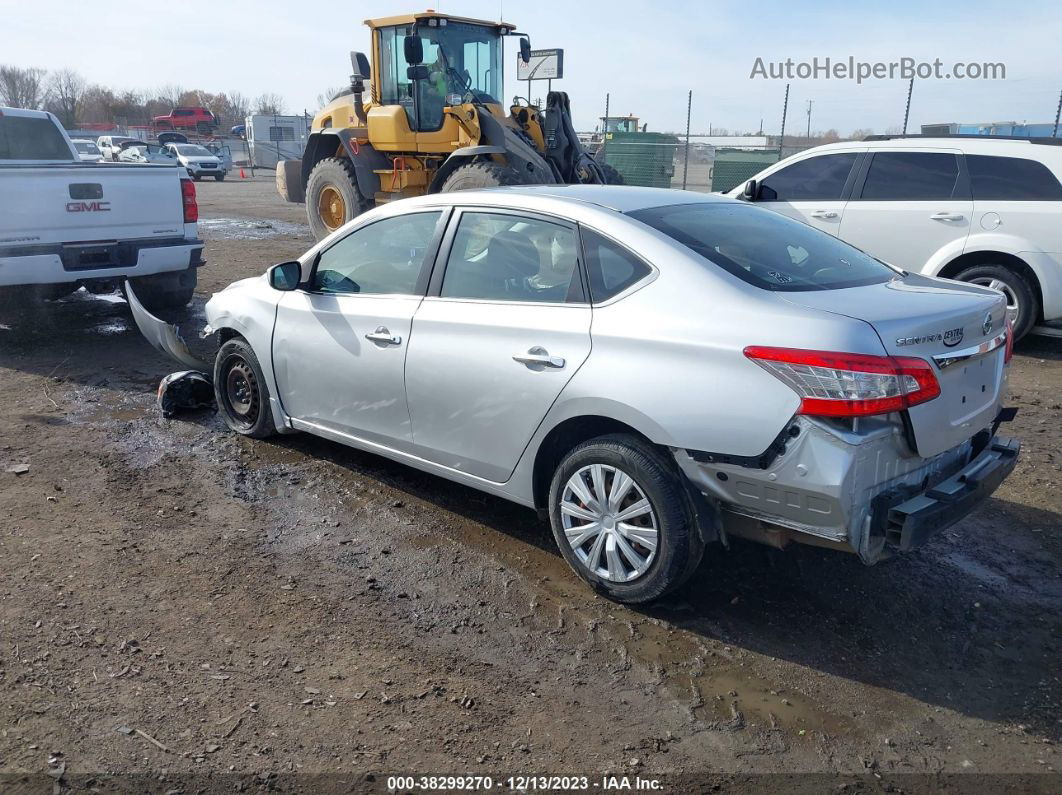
<box><xmin>0</xmin><ymin>164</ymin><xmax>185</xmax><ymax>246</ymax></box>
<box><xmin>781</xmin><ymin>273</ymin><xmax>1009</xmax><ymax>457</ymax></box>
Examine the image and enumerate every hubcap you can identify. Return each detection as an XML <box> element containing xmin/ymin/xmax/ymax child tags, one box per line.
<box><xmin>560</xmin><ymin>464</ymin><xmax>658</xmax><ymax>583</ymax></box>
<box><xmin>225</xmin><ymin>360</ymin><xmax>259</xmax><ymax>425</ymax></box>
<box><xmin>969</xmin><ymin>276</ymin><xmax>1020</xmax><ymax>326</ymax></box>
<box><xmin>318</xmin><ymin>186</ymin><xmax>347</xmax><ymax>231</ymax></box>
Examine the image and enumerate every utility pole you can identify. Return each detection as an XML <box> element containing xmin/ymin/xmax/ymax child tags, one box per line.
<box><xmin>682</xmin><ymin>89</ymin><xmax>692</xmax><ymax>190</ymax></box>
<box><xmin>779</xmin><ymin>83</ymin><xmax>790</xmax><ymax>157</ymax></box>
<box><xmin>805</xmin><ymin>100</ymin><xmax>813</xmax><ymax>139</ymax></box>
<box><xmin>903</xmin><ymin>78</ymin><xmax>914</xmax><ymax>135</ymax></box>
<box><xmin>601</xmin><ymin>92</ymin><xmax>609</xmax><ymax>157</ymax></box>
<box><xmin>1054</xmin><ymin>88</ymin><xmax>1062</xmax><ymax>138</ymax></box>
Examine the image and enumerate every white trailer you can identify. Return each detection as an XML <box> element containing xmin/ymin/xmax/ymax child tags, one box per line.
<box><xmin>245</xmin><ymin>114</ymin><xmax>310</xmax><ymax>169</ymax></box>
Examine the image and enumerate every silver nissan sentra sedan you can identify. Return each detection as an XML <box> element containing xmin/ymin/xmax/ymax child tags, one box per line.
<box><xmin>196</xmin><ymin>185</ymin><xmax>1019</xmax><ymax>604</ymax></box>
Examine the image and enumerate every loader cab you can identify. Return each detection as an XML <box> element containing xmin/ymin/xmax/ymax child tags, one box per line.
<box><xmin>373</xmin><ymin>14</ymin><xmax>507</xmax><ymax>134</ymax></box>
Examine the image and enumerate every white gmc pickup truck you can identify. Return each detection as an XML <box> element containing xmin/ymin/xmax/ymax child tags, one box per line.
<box><xmin>0</xmin><ymin>106</ymin><xmax>204</xmax><ymax>311</ymax></box>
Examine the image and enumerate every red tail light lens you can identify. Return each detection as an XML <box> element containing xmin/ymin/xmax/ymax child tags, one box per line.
<box><xmin>1004</xmin><ymin>314</ymin><xmax>1014</xmax><ymax>363</ymax></box>
<box><xmin>181</xmin><ymin>178</ymin><xmax>198</xmax><ymax>223</ymax></box>
<box><xmin>744</xmin><ymin>346</ymin><xmax>941</xmax><ymax>418</ymax></box>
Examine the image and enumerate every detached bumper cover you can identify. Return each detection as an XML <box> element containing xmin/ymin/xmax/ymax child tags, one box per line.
<box><xmin>875</xmin><ymin>435</ymin><xmax>1019</xmax><ymax>552</ymax></box>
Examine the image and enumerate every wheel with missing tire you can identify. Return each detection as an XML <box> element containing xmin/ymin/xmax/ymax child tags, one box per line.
<box><xmin>548</xmin><ymin>433</ymin><xmax>704</xmax><ymax>604</ymax></box>
<box><xmin>213</xmin><ymin>338</ymin><xmax>277</xmax><ymax>438</ymax></box>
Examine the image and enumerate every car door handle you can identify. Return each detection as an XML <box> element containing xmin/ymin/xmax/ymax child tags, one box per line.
<box><xmin>365</xmin><ymin>327</ymin><xmax>402</xmax><ymax>345</ymax></box>
<box><xmin>512</xmin><ymin>346</ymin><xmax>565</xmax><ymax>369</ymax></box>
<box><xmin>810</xmin><ymin>210</ymin><xmax>838</xmax><ymax>219</ymax></box>
<box><xmin>930</xmin><ymin>212</ymin><xmax>965</xmax><ymax>221</ymax></box>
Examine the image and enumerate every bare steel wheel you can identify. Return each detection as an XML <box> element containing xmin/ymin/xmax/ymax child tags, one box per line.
<box><xmin>549</xmin><ymin>433</ymin><xmax>705</xmax><ymax>604</ymax></box>
<box><xmin>317</xmin><ymin>185</ymin><xmax>347</xmax><ymax>232</ymax></box>
<box><xmin>214</xmin><ymin>338</ymin><xmax>277</xmax><ymax>438</ymax></box>
<box><xmin>561</xmin><ymin>464</ymin><xmax>658</xmax><ymax>582</ymax></box>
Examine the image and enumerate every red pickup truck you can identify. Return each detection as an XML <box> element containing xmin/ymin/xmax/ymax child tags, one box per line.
<box><xmin>153</xmin><ymin>107</ymin><xmax>218</xmax><ymax>134</ymax></box>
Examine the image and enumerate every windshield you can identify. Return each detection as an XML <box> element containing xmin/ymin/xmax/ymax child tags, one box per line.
<box><xmin>74</xmin><ymin>141</ymin><xmax>99</xmax><ymax>154</ymax></box>
<box><xmin>175</xmin><ymin>144</ymin><xmax>213</xmax><ymax>157</ymax></box>
<box><xmin>629</xmin><ymin>202</ymin><xmax>898</xmax><ymax>292</ymax></box>
<box><xmin>379</xmin><ymin>21</ymin><xmax>502</xmax><ymax>131</ymax></box>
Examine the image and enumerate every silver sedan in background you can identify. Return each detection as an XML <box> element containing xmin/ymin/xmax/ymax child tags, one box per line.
<box><xmin>197</xmin><ymin>186</ymin><xmax>1019</xmax><ymax>603</ymax></box>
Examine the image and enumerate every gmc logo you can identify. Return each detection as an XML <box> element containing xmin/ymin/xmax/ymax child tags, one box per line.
<box><xmin>66</xmin><ymin>201</ymin><xmax>111</xmax><ymax>213</ymax></box>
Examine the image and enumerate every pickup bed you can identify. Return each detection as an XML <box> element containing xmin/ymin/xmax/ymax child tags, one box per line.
<box><xmin>0</xmin><ymin>106</ymin><xmax>204</xmax><ymax>311</ymax></box>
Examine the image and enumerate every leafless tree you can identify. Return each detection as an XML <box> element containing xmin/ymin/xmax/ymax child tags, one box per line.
<box><xmin>315</xmin><ymin>86</ymin><xmax>346</xmax><ymax>109</ymax></box>
<box><xmin>155</xmin><ymin>83</ymin><xmax>185</xmax><ymax>108</ymax></box>
<box><xmin>223</xmin><ymin>91</ymin><xmax>250</xmax><ymax>124</ymax></box>
<box><xmin>0</xmin><ymin>65</ymin><xmax>48</xmax><ymax>109</ymax></box>
<box><xmin>46</xmin><ymin>68</ymin><xmax>86</xmax><ymax>128</ymax></box>
<box><xmin>254</xmin><ymin>93</ymin><xmax>286</xmax><ymax>115</ymax></box>
<box><xmin>849</xmin><ymin>127</ymin><xmax>875</xmax><ymax>140</ymax></box>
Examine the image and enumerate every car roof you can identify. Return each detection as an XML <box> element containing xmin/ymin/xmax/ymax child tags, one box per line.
<box><xmin>802</xmin><ymin>136</ymin><xmax>1062</xmax><ymax>157</ymax></box>
<box><xmin>405</xmin><ymin>184</ymin><xmax>732</xmax><ymax>213</ymax></box>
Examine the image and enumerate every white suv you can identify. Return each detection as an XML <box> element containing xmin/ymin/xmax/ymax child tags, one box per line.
<box><xmin>729</xmin><ymin>136</ymin><xmax>1062</xmax><ymax>339</ymax></box>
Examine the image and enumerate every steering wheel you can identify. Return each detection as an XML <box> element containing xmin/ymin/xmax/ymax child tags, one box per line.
<box><xmin>317</xmin><ymin>270</ymin><xmax>360</xmax><ymax>294</ymax></box>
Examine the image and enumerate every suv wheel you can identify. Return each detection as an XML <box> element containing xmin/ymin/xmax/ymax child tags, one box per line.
<box><xmin>955</xmin><ymin>264</ymin><xmax>1037</xmax><ymax>341</ymax></box>
<box><xmin>548</xmin><ymin>434</ymin><xmax>704</xmax><ymax>604</ymax></box>
<box><xmin>214</xmin><ymin>338</ymin><xmax>277</xmax><ymax>438</ymax></box>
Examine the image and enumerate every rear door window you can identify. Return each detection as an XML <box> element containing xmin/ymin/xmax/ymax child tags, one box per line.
<box><xmin>857</xmin><ymin>151</ymin><xmax>961</xmax><ymax>200</ymax></box>
<box><xmin>629</xmin><ymin>202</ymin><xmax>896</xmax><ymax>292</ymax></box>
<box><xmin>0</xmin><ymin>115</ymin><xmax>72</xmax><ymax>160</ymax></box>
<box><xmin>966</xmin><ymin>154</ymin><xmax>1062</xmax><ymax>200</ymax></box>
<box><xmin>758</xmin><ymin>153</ymin><xmax>859</xmax><ymax>202</ymax></box>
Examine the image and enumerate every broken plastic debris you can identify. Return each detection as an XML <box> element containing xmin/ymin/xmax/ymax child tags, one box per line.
<box><xmin>157</xmin><ymin>371</ymin><xmax>216</xmax><ymax>418</ymax></box>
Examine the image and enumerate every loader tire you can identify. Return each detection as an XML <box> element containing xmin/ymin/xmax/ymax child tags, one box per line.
<box><xmin>439</xmin><ymin>161</ymin><xmax>524</xmax><ymax>192</ymax></box>
<box><xmin>306</xmin><ymin>157</ymin><xmax>369</xmax><ymax>240</ymax></box>
<box><xmin>597</xmin><ymin>162</ymin><xmax>625</xmax><ymax>185</ymax></box>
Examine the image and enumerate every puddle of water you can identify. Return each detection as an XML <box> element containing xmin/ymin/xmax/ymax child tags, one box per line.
<box><xmin>199</xmin><ymin>217</ymin><xmax>309</xmax><ymax>240</ymax></box>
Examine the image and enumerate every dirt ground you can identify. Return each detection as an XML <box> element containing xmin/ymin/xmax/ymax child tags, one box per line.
<box><xmin>1</xmin><ymin>175</ymin><xmax>1060</xmax><ymax>793</ymax></box>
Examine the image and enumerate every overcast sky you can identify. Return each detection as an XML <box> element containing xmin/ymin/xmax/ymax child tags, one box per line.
<box><xmin>5</xmin><ymin>0</ymin><xmax>1061</xmax><ymax>134</ymax></box>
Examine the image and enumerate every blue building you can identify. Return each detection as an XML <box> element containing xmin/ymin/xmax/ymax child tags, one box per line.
<box><xmin>921</xmin><ymin>121</ymin><xmax>1060</xmax><ymax>137</ymax></box>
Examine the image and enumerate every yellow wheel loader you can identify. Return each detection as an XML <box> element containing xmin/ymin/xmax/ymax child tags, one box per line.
<box><xmin>276</xmin><ymin>11</ymin><xmax>623</xmax><ymax>239</ymax></box>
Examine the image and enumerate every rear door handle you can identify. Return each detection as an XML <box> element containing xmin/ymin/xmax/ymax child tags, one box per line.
<box><xmin>809</xmin><ymin>210</ymin><xmax>838</xmax><ymax>219</ymax></box>
<box><xmin>513</xmin><ymin>346</ymin><xmax>565</xmax><ymax>369</ymax></box>
<box><xmin>365</xmin><ymin>326</ymin><xmax>402</xmax><ymax>345</ymax></box>
<box><xmin>930</xmin><ymin>212</ymin><xmax>965</xmax><ymax>221</ymax></box>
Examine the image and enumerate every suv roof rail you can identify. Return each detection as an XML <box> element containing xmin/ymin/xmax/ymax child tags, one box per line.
<box><xmin>863</xmin><ymin>133</ymin><xmax>1062</xmax><ymax>146</ymax></box>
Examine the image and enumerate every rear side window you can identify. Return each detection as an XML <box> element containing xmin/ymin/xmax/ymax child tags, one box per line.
<box><xmin>580</xmin><ymin>228</ymin><xmax>652</xmax><ymax>302</ymax></box>
<box><xmin>966</xmin><ymin>155</ymin><xmax>1062</xmax><ymax>200</ymax></box>
<box><xmin>758</xmin><ymin>152</ymin><xmax>859</xmax><ymax>202</ymax></box>
<box><xmin>858</xmin><ymin>152</ymin><xmax>961</xmax><ymax>200</ymax></box>
<box><xmin>0</xmin><ymin>115</ymin><xmax>72</xmax><ymax>160</ymax></box>
<box><xmin>629</xmin><ymin>202</ymin><xmax>896</xmax><ymax>292</ymax></box>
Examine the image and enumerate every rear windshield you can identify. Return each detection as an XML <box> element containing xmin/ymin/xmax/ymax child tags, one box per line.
<box><xmin>0</xmin><ymin>115</ymin><xmax>73</xmax><ymax>160</ymax></box>
<box><xmin>628</xmin><ymin>202</ymin><xmax>897</xmax><ymax>292</ymax></box>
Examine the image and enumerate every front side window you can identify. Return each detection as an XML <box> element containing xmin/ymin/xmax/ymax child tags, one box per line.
<box><xmin>630</xmin><ymin>202</ymin><xmax>897</xmax><ymax>292</ymax></box>
<box><xmin>441</xmin><ymin>212</ymin><xmax>583</xmax><ymax>303</ymax></box>
<box><xmin>966</xmin><ymin>154</ymin><xmax>1062</xmax><ymax>200</ymax></box>
<box><xmin>758</xmin><ymin>153</ymin><xmax>859</xmax><ymax>202</ymax></box>
<box><xmin>858</xmin><ymin>151</ymin><xmax>961</xmax><ymax>200</ymax></box>
<box><xmin>312</xmin><ymin>211</ymin><xmax>441</xmax><ymax>295</ymax></box>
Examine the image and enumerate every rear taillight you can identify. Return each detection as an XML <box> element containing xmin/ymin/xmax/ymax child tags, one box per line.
<box><xmin>744</xmin><ymin>346</ymin><xmax>941</xmax><ymax>418</ymax></box>
<box><xmin>181</xmin><ymin>178</ymin><xmax>198</xmax><ymax>223</ymax></box>
<box><xmin>1004</xmin><ymin>314</ymin><xmax>1014</xmax><ymax>363</ymax></box>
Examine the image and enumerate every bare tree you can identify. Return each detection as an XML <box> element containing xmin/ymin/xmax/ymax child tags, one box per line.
<box><xmin>315</xmin><ymin>86</ymin><xmax>346</xmax><ymax>108</ymax></box>
<box><xmin>46</xmin><ymin>68</ymin><xmax>86</xmax><ymax>128</ymax></box>
<box><xmin>0</xmin><ymin>65</ymin><xmax>48</xmax><ymax>109</ymax></box>
<box><xmin>254</xmin><ymin>93</ymin><xmax>286</xmax><ymax>115</ymax></box>
<box><xmin>155</xmin><ymin>84</ymin><xmax>185</xmax><ymax>108</ymax></box>
<box><xmin>849</xmin><ymin>127</ymin><xmax>875</xmax><ymax>140</ymax></box>
<box><xmin>224</xmin><ymin>91</ymin><xmax>249</xmax><ymax>122</ymax></box>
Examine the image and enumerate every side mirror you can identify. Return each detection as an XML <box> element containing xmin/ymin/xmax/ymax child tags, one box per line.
<box><xmin>268</xmin><ymin>261</ymin><xmax>301</xmax><ymax>291</ymax></box>
<box><xmin>406</xmin><ymin>64</ymin><xmax>429</xmax><ymax>81</ymax></box>
<box><xmin>403</xmin><ymin>34</ymin><xmax>424</xmax><ymax>65</ymax></box>
<box><xmin>519</xmin><ymin>37</ymin><xmax>531</xmax><ymax>64</ymax></box>
<box><xmin>741</xmin><ymin>179</ymin><xmax>758</xmax><ymax>201</ymax></box>
<box><xmin>350</xmin><ymin>50</ymin><xmax>371</xmax><ymax>80</ymax></box>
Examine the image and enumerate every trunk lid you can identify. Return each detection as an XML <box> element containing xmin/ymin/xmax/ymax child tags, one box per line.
<box><xmin>781</xmin><ymin>273</ymin><xmax>1008</xmax><ymax>457</ymax></box>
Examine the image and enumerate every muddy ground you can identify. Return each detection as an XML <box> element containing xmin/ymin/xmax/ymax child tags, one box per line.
<box><xmin>1</xmin><ymin>176</ymin><xmax>1059</xmax><ymax>793</ymax></box>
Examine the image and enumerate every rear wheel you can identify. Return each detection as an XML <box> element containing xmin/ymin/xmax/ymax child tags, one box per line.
<box><xmin>548</xmin><ymin>434</ymin><xmax>704</xmax><ymax>604</ymax></box>
<box><xmin>954</xmin><ymin>264</ymin><xmax>1037</xmax><ymax>340</ymax></box>
<box><xmin>306</xmin><ymin>157</ymin><xmax>369</xmax><ymax>240</ymax></box>
<box><xmin>213</xmin><ymin>338</ymin><xmax>277</xmax><ymax>438</ymax></box>
<box><xmin>439</xmin><ymin>161</ymin><xmax>524</xmax><ymax>192</ymax></box>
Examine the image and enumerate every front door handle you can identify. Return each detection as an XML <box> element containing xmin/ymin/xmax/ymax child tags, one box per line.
<box><xmin>930</xmin><ymin>212</ymin><xmax>965</xmax><ymax>222</ymax></box>
<box><xmin>810</xmin><ymin>210</ymin><xmax>838</xmax><ymax>219</ymax></box>
<box><xmin>513</xmin><ymin>346</ymin><xmax>565</xmax><ymax>369</ymax></box>
<box><xmin>365</xmin><ymin>326</ymin><xmax>402</xmax><ymax>345</ymax></box>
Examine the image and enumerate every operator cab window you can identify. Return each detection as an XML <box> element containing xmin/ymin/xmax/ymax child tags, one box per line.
<box><xmin>312</xmin><ymin>211</ymin><xmax>441</xmax><ymax>295</ymax></box>
<box><xmin>440</xmin><ymin>212</ymin><xmax>584</xmax><ymax>303</ymax></box>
